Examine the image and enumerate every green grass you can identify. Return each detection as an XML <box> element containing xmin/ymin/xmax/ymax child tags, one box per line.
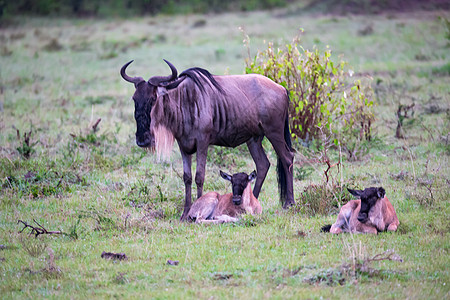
<box><xmin>1</xmin><ymin>6</ymin><xmax>449</xmax><ymax>299</ymax></box>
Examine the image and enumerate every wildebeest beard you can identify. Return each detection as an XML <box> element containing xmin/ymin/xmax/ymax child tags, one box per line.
<box><xmin>134</xmin><ymin>94</ymin><xmax>175</xmax><ymax>159</ymax></box>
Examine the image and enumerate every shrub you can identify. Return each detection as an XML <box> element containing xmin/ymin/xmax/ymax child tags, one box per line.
<box><xmin>243</xmin><ymin>31</ymin><xmax>375</xmax><ymax>158</ymax></box>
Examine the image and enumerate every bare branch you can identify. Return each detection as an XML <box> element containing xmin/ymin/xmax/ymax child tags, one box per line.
<box><xmin>368</xmin><ymin>250</ymin><xmax>403</xmax><ymax>263</ymax></box>
<box><xmin>91</xmin><ymin>118</ymin><xmax>101</xmax><ymax>132</ymax></box>
<box><xmin>18</xmin><ymin>219</ymin><xmax>64</xmax><ymax>238</ymax></box>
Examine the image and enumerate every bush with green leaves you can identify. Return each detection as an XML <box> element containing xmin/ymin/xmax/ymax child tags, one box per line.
<box><xmin>243</xmin><ymin>32</ymin><xmax>374</xmax><ymax>158</ymax></box>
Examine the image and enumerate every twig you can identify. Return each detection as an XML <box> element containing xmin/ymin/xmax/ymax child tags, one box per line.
<box><xmin>403</xmin><ymin>145</ymin><xmax>416</xmax><ymax>180</ymax></box>
<box><xmin>323</xmin><ymin>158</ymin><xmax>340</xmax><ymax>184</ymax></box>
<box><xmin>91</xmin><ymin>118</ymin><xmax>101</xmax><ymax>132</ymax></box>
<box><xmin>124</xmin><ymin>213</ymin><xmax>131</xmax><ymax>229</ymax></box>
<box><xmin>368</xmin><ymin>250</ymin><xmax>403</xmax><ymax>263</ymax></box>
<box><xmin>419</xmin><ymin>121</ymin><xmax>435</xmax><ymax>142</ymax></box>
<box><xmin>55</xmin><ymin>172</ymin><xmax>64</xmax><ymax>188</ymax></box>
<box><xmin>18</xmin><ymin>219</ymin><xmax>64</xmax><ymax>238</ymax></box>
<box><xmin>171</xmin><ymin>164</ymin><xmax>183</xmax><ymax>180</ymax></box>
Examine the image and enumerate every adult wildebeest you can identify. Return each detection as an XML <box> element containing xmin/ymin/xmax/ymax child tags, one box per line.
<box><xmin>121</xmin><ymin>59</ymin><xmax>294</xmax><ymax>220</ymax></box>
<box><xmin>187</xmin><ymin>170</ymin><xmax>262</xmax><ymax>224</ymax></box>
<box><xmin>322</xmin><ymin>187</ymin><xmax>400</xmax><ymax>234</ymax></box>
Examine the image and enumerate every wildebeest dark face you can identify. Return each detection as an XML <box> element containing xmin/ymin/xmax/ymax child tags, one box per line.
<box><xmin>220</xmin><ymin>170</ymin><xmax>257</xmax><ymax>205</ymax></box>
<box><xmin>348</xmin><ymin>187</ymin><xmax>385</xmax><ymax>223</ymax></box>
<box><xmin>120</xmin><ymin>59</ymin><xmax>178</xmax><ymax>148</ymax></box>
<box><xmin>132</xmin><ymin>82</ymin><xmax>157</xmax><ymax>148</ymax></box>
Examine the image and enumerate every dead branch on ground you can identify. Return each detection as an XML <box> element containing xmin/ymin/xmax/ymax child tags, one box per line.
<box><xmin>18</xmin><ymin>219</ymin><xmax>65</xmax><ymax>238</ymax></box>
<box><xmin>367</xmin><ymin>250</ymin><xmax>403</xmax><ymax>263</ymax></box>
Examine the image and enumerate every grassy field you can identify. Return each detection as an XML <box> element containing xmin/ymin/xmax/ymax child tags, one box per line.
<box><xmin>1</xmin><ymin>4</ymin><xmax>449</xmax><ymax>299</ymax></box>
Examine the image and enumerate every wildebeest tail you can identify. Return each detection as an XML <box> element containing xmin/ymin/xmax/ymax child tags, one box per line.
<box><xmin>277</xmin><ymin>111</ymin><xmax>293</xmax><ymax>205</ymax></box>
<box><xmin>321</xmin><ymin>224</ymin><xmax>332</xmax><ymax>232</ymax></box>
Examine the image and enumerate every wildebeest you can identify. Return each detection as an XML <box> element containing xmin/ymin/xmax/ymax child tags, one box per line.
<box><xmin>322</xmin><ymin>187</ymin><xmax>400</xmax><ymax>234</ymax></box>
<box><xmin>187</xmin><ymin>170</ymin><xmax>262</xmax><ymax>224</ymax></box>
<box><xmin>121</xmin><ymin>59</ymin><xmax>294</xmax><ymax>220</ymax></box>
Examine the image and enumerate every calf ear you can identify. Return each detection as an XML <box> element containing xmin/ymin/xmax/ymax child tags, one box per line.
<box><xmin>348</xmin><ymin>188</ymin><xmax>363</xmax><ymax>197</ymax></box>
<box><xmin>248</xmin><ymin>170</ymin><xmax>257</xmax><ymax>182</ymax></box>
<box><xmin>219</xmin><ymin>170</ymin><xmax>232</xmax><ymax>182</ymax></box>
<box><xmin>377</xmin><ymin>187</ymin><xmax>385</xmax><ymax>199</ymax></box>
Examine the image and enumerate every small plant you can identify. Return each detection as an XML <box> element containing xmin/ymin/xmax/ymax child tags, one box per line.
<box><xmin>15</xmin><ymin>128</ymin><xmax>39</xmax><ymax>159</ymax></box>
<box><xmin>343</xmin><ymin>236</ymin><xmax>403</xmax><ymax>282</ymax></box>
<box><xmin>305</xmin><ymin>242</ymin><xmax>403</xmax><ymax>286</ymax></box>
<box><xmin>2</xmin><ymin>167</ymin><xmax>84</xmax><ymax>199</ymax></box>
<box><xmin>79</xmin><ymin>208</ymin><xmax>116</xmax><ymax>231</ymax></box>
<box><xmin>113</xmin><ymin>272</ymin><xmax>129</xmax><ymax>284</ymax></box>
<box><xmin>70</xmin><ymin>118</ymin><xmax>108</xmax><ymax>146</ymax></box>
<box><xmin>291</xmin><ymin>183</ymin><xmax>351</xmax><ymax>217</ymax></box>
<box><xmin>395</xmin><ymin>103</ymin><xmax>415</xmax><ymax>139</ymax></box>
<box><xmin>19</xmin><ymin>234</ymin><xmax>48</xmax><ymax>258</ymax></box>
<box><xmin>67</xmin><ymin>215</ymin><xmax>83</xmax><ymax>240</ymax></box>
<box><xmin>294</xmin><ymin>166</ymin><xmax>313</xmax><ymax>181</ymax></box>
<box><xmin>42</xmin><ymin>248</ymin><xmax>62</xmax><ymax>279</ymax></box>
<box><xmin>304</xmin><ymin>268</ymin><xmax>346</xmax><ymax>286</ymax></box>
<box><xmin>124</xmin><ymin>179</ymin><xmax>151</xmax><ymax>207</ymax></box>
<box><xmin>236</xmin><ymin>214</ymin><xmax>269</xmax><ymax>227</ymax></box>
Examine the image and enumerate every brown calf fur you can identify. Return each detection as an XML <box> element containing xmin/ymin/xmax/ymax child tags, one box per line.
<box><xmin>323</xmin><ymin>187</ymin><xmax>399</xmax><ymax>234</ymax></box>
<box><xmin>187</xmin><ymin>171</ymin><xmax>262</xmax><ymax>224</ymax></box>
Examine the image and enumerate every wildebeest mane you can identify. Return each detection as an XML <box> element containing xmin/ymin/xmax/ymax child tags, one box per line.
<box><xmin>179</xmin><ymin>67</ymin><xmax>225</xmax><ymax>95</ymax></box>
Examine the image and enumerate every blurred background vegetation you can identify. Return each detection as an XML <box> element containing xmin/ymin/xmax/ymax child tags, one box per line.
<box><xmin>1</xmin><ymin>0</ymin><xmax>448</xmax><ymax>18</ymax></box>
<box><xmin>0</xmin><ymin>0</ymin><xmax>288</xmax><ymax>17</ymax></box>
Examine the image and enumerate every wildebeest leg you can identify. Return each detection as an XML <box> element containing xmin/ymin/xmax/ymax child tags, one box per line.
<box><xmin>195</xmin><ymin>145</ymin><xmax>208</xmax><ymax>200</ymax></box>
<box><xmin>180</xmin><ymin>148</ymin><xmax>193</xmax><ymax>221</ymax></box>
<box><xmin>246</xmin><ymin>137</ymin><xmax>270</xmax><ymax>198</ymax></box>
<box><xmin>330</xmin><ymin>206</ymin><xmax>352</xmax><ymax>234</ymax></box>
<box><xmin>266</xmin><ymin>134</ymin><xmax>295</xmax><ymax>208</ymax></box>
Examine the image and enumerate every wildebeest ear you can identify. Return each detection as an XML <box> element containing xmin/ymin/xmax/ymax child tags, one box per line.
<box><xmin>248</xmin><ymin>170</ymin><xmax>257</xmax><ymax>182</ymax></box>
<box><xmin>156</xmin><ymin>86</ymin><xmax>168</xmax><ymax>97</ymax></box>
<box><xmin>220</xmin><ymin>170</ymin><xmax>232</xmax><ymax>182</ymax></box>
<box><xmin>347</xmin><ymin>188</ymin><xmax>362</xmax><ymax>197</ymax></box>
<box><xmin>377</xmin><ymin>187</ymin><xmax>385</xmax><ymax>199</ymax></box>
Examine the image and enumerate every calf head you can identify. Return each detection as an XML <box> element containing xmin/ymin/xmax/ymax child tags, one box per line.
<box><xmin>220</xmin><ymin>170</ymin><xmax>257</xmax><ymax>206</ymax></box>
<box><xmin>348</xmin><ymin>187</ymin><xmax>385</xmax><ymax>223</ymax></box>
<box><xmin>120</xmin><ymin>60</ymin><xmax>177</xmax><ymax>148</ymax></box>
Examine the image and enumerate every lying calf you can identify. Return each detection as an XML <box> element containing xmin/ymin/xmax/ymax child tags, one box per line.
<box><xmin>322</xmin><ymin>187</ymin><xmax>399</xmax><ymax>234</ymax></box>
<box><xmin>187</xmin><ymin>170</ymin><xmax>262</xmax><ymax>224</ymax></box>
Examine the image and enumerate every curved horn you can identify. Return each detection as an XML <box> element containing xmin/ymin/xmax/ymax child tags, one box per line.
<box><xmin>120</xmin><ymin>60</ymin><xmax>143</xmax><ymax>85</ymax></box>
<box><xmin>163</xmin><ymin>76</ymin><xmax>186</xmax><ymax>89</ymax></box>
<box><xmin>148</xmin><ymin>59</ymin><xmax>178</xmax><ymax>86</ymax></box>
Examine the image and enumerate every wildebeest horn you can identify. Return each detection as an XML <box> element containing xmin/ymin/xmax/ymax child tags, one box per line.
<box><xmin>120</xmin><ymin>60</ymin><xmax>144</xmax><ymax>85</ymax></box>
<box><xmin>148</xmin><ymin>59</ymin><xmax>178</xmax><ymax>86</ymax></box>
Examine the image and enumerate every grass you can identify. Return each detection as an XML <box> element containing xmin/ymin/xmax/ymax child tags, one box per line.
<box><xmin>1</xmin><ymin>4</ymin><xmax>449</xmax><ymax>299</ymax></box>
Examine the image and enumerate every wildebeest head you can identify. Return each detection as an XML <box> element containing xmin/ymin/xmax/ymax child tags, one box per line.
<box><xmin>120</xmin><ymin>59</ymin><xmax>177</xmax><ymax>148</ymax></box>
<box><xmin>220</xmin><ymin>170</ymin><xmax>257</xmax><ymax>206</ymax></box>
<box><xmin>348</xmin><ymin>187</ymin><xmax>385</xmax><ymax>223</ymax></box>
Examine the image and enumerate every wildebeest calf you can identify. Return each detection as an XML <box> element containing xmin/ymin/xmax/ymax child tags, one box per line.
<box><xmin>188</xmin><ymin>170</ymin><xmax>262</xmax><ymax>224</ymax></box>
<box><xmin>322</xmin><ymin>187</ymin><xmax>399</xmax><ymax>234</ymax></box>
